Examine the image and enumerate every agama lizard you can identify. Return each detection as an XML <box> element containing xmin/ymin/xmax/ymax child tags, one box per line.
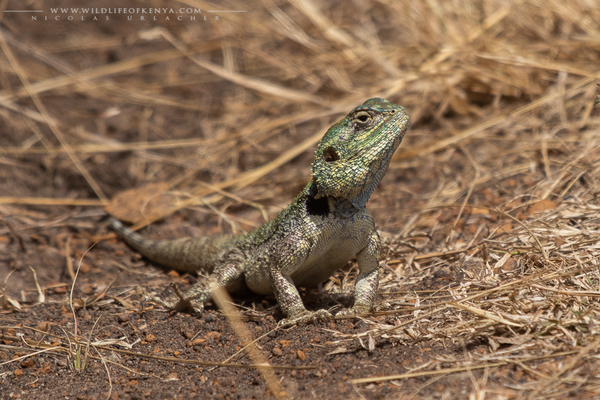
<box><xmin>110</xmin><ymin>98</ymin><xmax>409</xmax><ymax>325</ymax></box>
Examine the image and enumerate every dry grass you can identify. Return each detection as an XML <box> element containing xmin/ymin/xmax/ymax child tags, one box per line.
<box><xmin>2</xmin><ymin>0</ymin><xmax>600</xmax><ymax>398</ymax></box>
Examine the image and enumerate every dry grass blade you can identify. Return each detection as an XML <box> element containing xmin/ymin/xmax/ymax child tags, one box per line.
<box><xmin>28</xmin><ymin>266</ymin><xmax>45</xmax><ymax>303</ymax></box>
<box><xmin>0</xmin><ymin>138</ymin><xmax>220</xmax><ymax>155</ymax></box>
<box><xmin>351</xmin><ymin>362</ymin><xmax>507</xmax><ymax>385</ymax></box>
<box><xmin>0</xmin><ymin>197</ymin><xmax>105</xmax><ymax>206</ymax></box>
<box><xmin>211</xmin><ymin>286</ymin><xmax>288</xmax><ymax>398</ymax></box>
<box><xmin>69</xmin><ymin>243</ymin><xmax>97</xmax><ymax>340</ymax></box>
<box><xmin>448</xmin><ymin>302</ymin><xmax>522</xmax><ymax>327</ymax></box>
<box><xmin>0</xmin><ymin>346</ymin><xmax>64</xmax><ymax>368</ymax></box>
<box><xmin>528</xmin><ymin>283</ymin><xmax>600</xmax><ymax>297</ymax></box>
<box><xmin>495</xmin><ymin>208</ymin><xmax>548</xmax><ymax>260</ymax></box>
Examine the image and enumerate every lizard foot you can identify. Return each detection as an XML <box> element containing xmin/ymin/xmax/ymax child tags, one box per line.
<box><xmin>145</xmin><ymin>283</ymin><xmax>205</xmax><ymax>314</ymax></box>
<box><xmin>279</xmin><ymin>309</ymin><xmax>332</xmax><ymax>327</ymax></box>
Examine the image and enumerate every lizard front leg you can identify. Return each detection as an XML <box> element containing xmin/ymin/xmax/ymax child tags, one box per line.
<box><xmin>147</xmin><ymin>248</ymin><xmax>245</xmax><ymax>313</ymax></box>
<box><xmin>271</xmin><ymin>270</ymin><xmax>332</xmax><ymax>326</ymax></box>
<box><xmin>270</xmin><ymin>235</ymin><xmax>332</xmax><ymax>326</ymax></box>
<box><xmin>338</xmin><ymin>229</ymin><xmax>381</xmax><ymax>316</ymax></box>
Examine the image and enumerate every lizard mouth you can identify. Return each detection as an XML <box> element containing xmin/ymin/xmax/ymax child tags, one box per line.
<box><xmin>323</xmin><ymin>147</ymin><xmax>340</xmax><ymax>162</ymax></box>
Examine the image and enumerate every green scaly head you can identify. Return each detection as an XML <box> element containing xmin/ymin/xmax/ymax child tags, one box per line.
<box><xmin>311</xmin><ymin>98</ymin><xmax>409</xmax><ymax>209</ymax></box>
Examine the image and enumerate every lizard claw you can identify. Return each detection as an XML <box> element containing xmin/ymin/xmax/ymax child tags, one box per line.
<box><xmin>279</xmin><ymin>309</ymin><xmax>332</xmax><ymax>327</ymax></box>
<box><xmin>144</xmin><ymin>283</ymin><xmax>206</xmax><ymax>313</ymax></box>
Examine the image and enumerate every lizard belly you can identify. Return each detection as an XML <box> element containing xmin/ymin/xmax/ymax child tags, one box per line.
<box><xmin>292</xmin><ymin>219</ymin><xmax>373</xmax><ymax>287</ymax></box>
<box><xmin>244</xmin><ymin>234</ymin><xmax>364</xmax><ymax>295</ymax></box>
<box><xmin>291</xmin><ymin>234</ymin><xmax>365</xmax><ymax>287</ymax></box>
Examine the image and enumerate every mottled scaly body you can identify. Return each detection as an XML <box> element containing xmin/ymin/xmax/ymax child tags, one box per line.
<box><xmin>111</xmin><ymin>98</ymin><xmax>409</xmax><ymax>324</ymax></box>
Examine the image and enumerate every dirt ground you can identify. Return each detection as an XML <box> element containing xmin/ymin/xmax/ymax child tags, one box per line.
<box><xmin>2</xmin><ymin>0</ymin><xmax>600</xmax><ymax>399</ymax></box>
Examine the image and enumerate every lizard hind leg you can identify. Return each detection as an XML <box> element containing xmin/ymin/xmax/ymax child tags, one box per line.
<box><xmin>145</xmin><ymin>248</ymin><xmax>246</xmax><ymax>314</ymax></box>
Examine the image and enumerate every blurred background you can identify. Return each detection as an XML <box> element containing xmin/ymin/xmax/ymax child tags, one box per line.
<box><xmin>2</xmin><ymin>0</ymin><xmax>598</xmax><ymax>228</ymax></box>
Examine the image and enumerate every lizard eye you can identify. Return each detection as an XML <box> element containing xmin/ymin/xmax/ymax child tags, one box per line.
<box><xmin>353</xmin><ymin>111</ymin><xmax>372</xmax><ymax>126</ymax></box>
<box><xmin>323</xmin><ymin>147</ymin><xmax>339</xmax><ymax>162</ymax></box>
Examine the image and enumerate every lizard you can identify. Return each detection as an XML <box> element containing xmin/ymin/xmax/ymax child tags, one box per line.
<box><xmin>110</xmin><ymin>98</ymin><xmax>409</xmax><ymax>325</ymax></box>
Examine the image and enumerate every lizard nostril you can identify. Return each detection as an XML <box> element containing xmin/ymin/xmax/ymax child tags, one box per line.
<box><xmin>323</xmin><ymin>147</ymin><xmax>339</xmax><ymax>162</ymax></box>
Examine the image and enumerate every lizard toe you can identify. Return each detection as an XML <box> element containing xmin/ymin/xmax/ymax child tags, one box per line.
<box><xmin>145</xmin><ymin>283</ymin><xmax>206</xmax><ymax>314</ymax></box>
<box><xmin>144</xmin><ymin>294</ymin><xmax>201</xmax><ymax>313</ymax></box>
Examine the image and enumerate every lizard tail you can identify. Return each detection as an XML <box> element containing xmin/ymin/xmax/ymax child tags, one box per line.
<box><xmin>110</xmin><ymin>218</ymin><xmax>232</xmax><ymax>274</ymax></box>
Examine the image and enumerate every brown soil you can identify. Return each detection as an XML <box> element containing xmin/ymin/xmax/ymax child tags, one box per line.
<box><xmin>2</xmin><ymin>1</ymin><xmax>600</xmax><ymax>399</ymax></box>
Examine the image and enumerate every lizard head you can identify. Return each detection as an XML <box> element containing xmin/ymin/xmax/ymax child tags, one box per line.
<box><xmin>311</xmin><ymin>98</ymin><xmax>409</xmax><ymax>209</ymax></box>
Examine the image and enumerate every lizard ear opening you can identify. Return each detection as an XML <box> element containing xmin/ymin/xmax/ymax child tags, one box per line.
<box><xmin>323</xmin><ymin>147</ymin><xmax>339</xmax><ymax>162</ymax></box>
<box><xmin>306</xmin><ymin>195</ymin><xmax>329</xmax><ymax>216</ymax></box>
